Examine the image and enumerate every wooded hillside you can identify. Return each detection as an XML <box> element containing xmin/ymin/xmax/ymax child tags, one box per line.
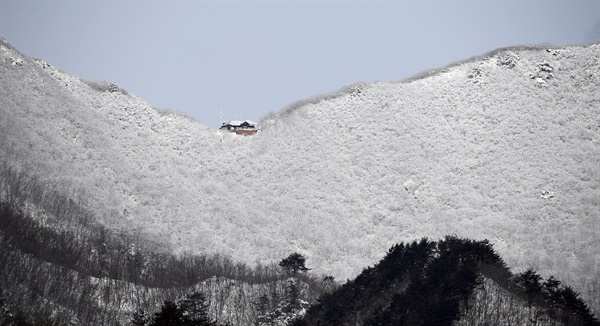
<box><xmin>1</xmin><ymin>37</ymin><xmax>598</xmax><ymax>318</ymax></box>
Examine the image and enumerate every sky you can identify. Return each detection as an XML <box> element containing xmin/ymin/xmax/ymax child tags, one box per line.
<box><xmin>1</xmin><ymin>1</ymin><xmax>599</xmax><ymax>128</ymax></box>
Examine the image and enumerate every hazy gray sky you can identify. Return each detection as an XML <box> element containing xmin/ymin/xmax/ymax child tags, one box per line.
<box><xmin>1</xmin><ymin>1</ymin><xmax>599</xmax><ymax>127</ymax></box>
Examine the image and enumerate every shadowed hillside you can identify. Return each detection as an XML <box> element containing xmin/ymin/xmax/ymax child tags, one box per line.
<box><xmin>296</xmin><ymin>237</ymin><xmax>598</xmax><ymax>326</ymax></box>
<box><xmin>1</xmin><ymin>36</ymin><xmax>599</xmax><ymax>316</ymax></box>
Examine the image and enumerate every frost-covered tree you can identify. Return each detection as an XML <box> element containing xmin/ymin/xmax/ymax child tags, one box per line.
<box><xmin>131</xmin><ymin>308</ymin><xmax>149</xmax><ymax>326</ymax></box>
<box><xmin>254</xmin><ymin>294</ymin><xmax>271</xmax><ymax>324</ymax></box>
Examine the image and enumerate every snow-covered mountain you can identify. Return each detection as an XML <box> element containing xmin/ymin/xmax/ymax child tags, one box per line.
<box><xmin>1</xmin><ymin>37</ymin><xmax>598</xmax><ymax>312</ymax></box>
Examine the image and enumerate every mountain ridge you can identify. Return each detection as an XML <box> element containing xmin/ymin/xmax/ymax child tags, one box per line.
<box><xmin>1</xmin><ymin>37</ymin><xmax>598</xmax><ymax>314</ymax></box>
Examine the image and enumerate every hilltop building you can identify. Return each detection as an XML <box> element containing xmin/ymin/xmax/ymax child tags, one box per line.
<box><xmin>219</xmin><ymin>120</ymin><xmax>258</xmax><ymax>135</ymax></box>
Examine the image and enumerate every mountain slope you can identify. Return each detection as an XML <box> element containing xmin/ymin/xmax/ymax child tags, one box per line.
<box><xmin>1</xmin><ymin>37</ymin><xmax>598</xmax><ymax>313</ymax></box>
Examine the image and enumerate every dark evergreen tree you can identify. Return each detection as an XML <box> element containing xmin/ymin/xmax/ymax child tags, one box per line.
<box><xmin>295</xmin><ymin>237</ymin><xmax>531</xmax><ymax>326</ymax></box>
<box><xmin>543</xmin><ymin>276</ymin><xmax>562</xmax><ymax>318</ymax></box>
<box><xmin>149</xmin><ymin>297</ymin><xmax>222</xmax><ymax>326</ymax></box>
<box><xmin>279</xmin><ymin>253</ymin><xmax>310</xmax><ymax>275</ymax></box>
<box><xmin>515</xmin><ymin>269</ymin><xmax>543</xmax><ymax>308</ymax></box>
<box><xmin>557</xmin><ymin>285</ymin><xmax>598</xmax><ymax>325</ymax></box>
<box><xmin>295</xmin><ymin>236</ymin><xmax>600</xmax><ymax>326</ymax></box>
<box><xmin>150</xmin><ymin>301</ymin><xmax>188</xmax><ymax>326</ymax></box>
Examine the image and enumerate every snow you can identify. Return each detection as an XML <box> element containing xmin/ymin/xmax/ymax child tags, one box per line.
<box><xmin>1</xmin><ymin>41</ymin><xmax>599</xmax><ymax>312</ymax></box>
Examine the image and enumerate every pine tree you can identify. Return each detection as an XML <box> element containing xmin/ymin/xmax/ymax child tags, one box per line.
<box><xmin>515</xmin><ymin>269</ymin><xmax>543</xmax><ymax>308</ymax></box>
<box><xmin>279</xmin><ymin>253</ymin><xmax>310</xmax><ymax>275</ymax></box>
<box><xmin>150</xmin><ymin>301</ymin><xmax>189</xmax><ymax>326</ymax></box>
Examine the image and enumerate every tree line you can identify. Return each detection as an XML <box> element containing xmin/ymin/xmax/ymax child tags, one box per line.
<box><xmin>2</xmin><ymin>161</ymin><xmax>597</xmax><ymax>325</ymax></box>
<box><xmin>0</xmin><ymin>162</ymin><xmax>333</xmax><ymax>325</ymax></box>
<box><xmin>294</xmin><ymin>236</ymin><xmax>599</xmax><ymax>326</ymax></box>
<box><xmin>0</xmin><ymin>199</ymin><xmax>332</xmax><ymax>325</ymax></box>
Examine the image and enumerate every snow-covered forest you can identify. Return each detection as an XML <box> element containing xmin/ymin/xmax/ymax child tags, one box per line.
<box><xmin>1</xmin><ymin>37</ymin><xmax>599</xmax><ymax>324</ymax></box>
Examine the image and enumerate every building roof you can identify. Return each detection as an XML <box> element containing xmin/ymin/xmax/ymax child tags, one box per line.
<box><xmin>221</xmin><ymin>120</ymin><xmax>257</xmax><ymax>128</ymax></box>
<box><xmin>227</xmin><ymin>120</ymin><xmax>256</xmax><ymax>126</ymax></box>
